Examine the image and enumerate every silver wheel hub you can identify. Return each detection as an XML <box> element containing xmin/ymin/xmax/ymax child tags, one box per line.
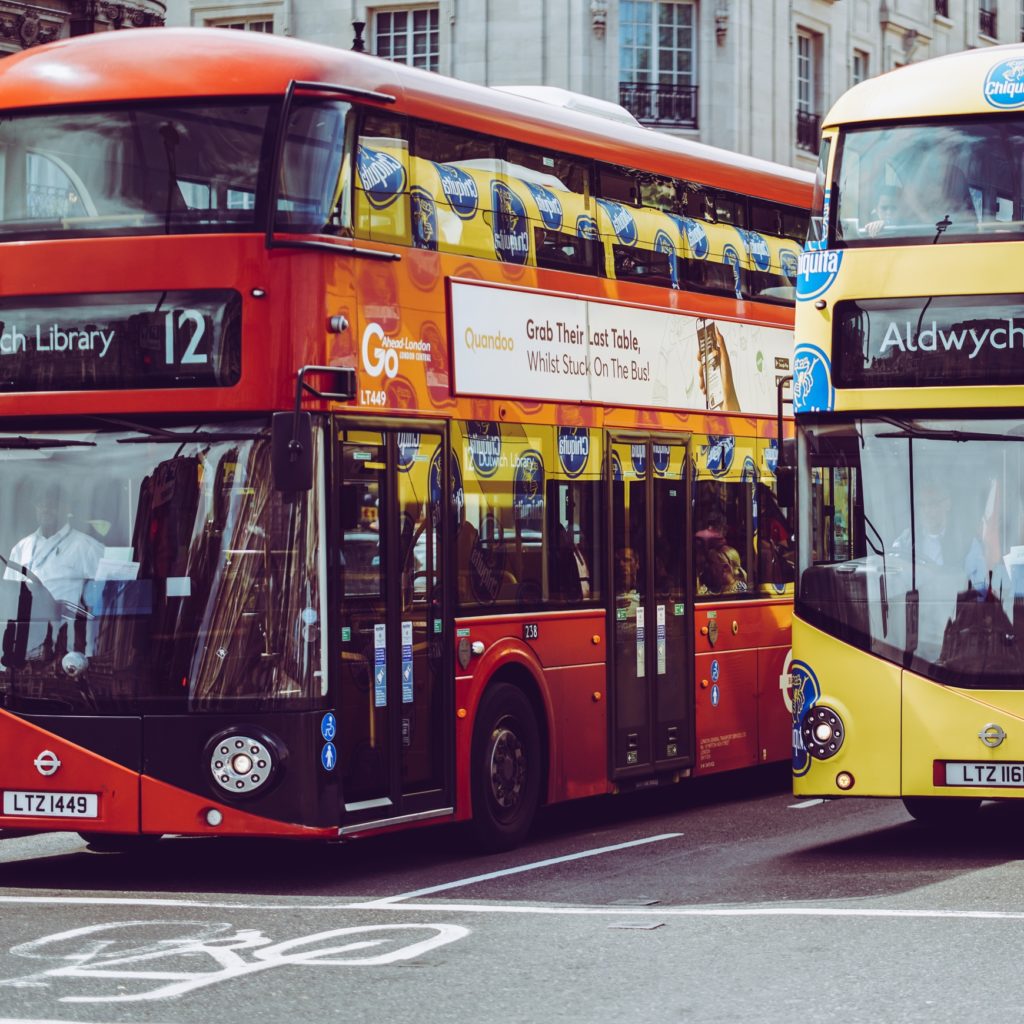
<box><xmin>489</xmin><ymin>725</ymin><xmax>526</xmax><ymax>810</ymax></box>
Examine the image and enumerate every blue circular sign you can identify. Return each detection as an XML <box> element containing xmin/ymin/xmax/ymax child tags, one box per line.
<box><xmin>356</xmin><ymin>145</ymin><xmax>407</xmax><ymax>209</ymax></box>
<box><xmin>513</xmin><ymin>449</ymin><xmax>544</xmax><ymax>524</ymax></box>
<box><xmin>467</xmin><ymin>421</ymin><xmax>502</xmax><ymax>477</ymax></box>
<box><xmin>524</xmin><ymin>181</ymin><xmax>563</xmax><ymax>231</ymax></box>
<box><xmin>410</xmin><ymin>186</ymin><xmax>438</xmax><ymax>251</ymax></box>
<box><xmin>711</xmin><ymin>683</ymin><xmax>720</xmax><ymax>707</ymax></box>
<box><xmin>705</xmin><ymin>435</ymin><xmax>736</xmax><ymax>478</ymax></box>
<box><xmin>576</xmin><ymin>214</ymin><xmax>599</xmax><ymax>241</ymax></box>
<box><xmin>672</xmin><ymin>216</ymin><xmax>709</xmax><ymax>259</ymax></box>
<box><xmin>742</xmin><ymin>229</ymin><xmax>771</xmax><ymax>272</ymax></box>
<box><xmin>630</xmin><ymin>442</ymin><xmax>647</xmax><ymax>478</ymax></box>
<box><xmin>796</xmin><ymin>248</ymin><xmax>843</xmax><ymax>302</ymax></box>
<box><xmin>320</xmin><ymin>713</ymin><xmax>337</xmax><ymax>742</ymax></box>
<box><xmin>321</xmin><ymin>742</ymin><xmax>337</xmax><ymax>771</ymax></box>
<box><xmin>985</xmin><ymin>59</ymin><xmax>1024</xmax><ymax>109</ymax></box>
<box><xmin>597</xmin><ymin>199</ymin><xmax>638</xmax><ymax>245</ymax></box>
<box><xmin>557</xmin><ymin>427</ymin><xmax>590</xmax><ymax>477</ymax></box>
<box><xmin>491</xmin><ymin>181</ymin><xmax>530</xmax><ymax>264</ymax></box>
<box><xmin>711</xmin><ymin>659</ymin><xmax>720</xmax><ymax>683</ymax></box>
<box><xmin>436</xmin><ymin>162</ymin><xmax>479</xmax><ymax>219</ymax></box>
<box><xmin>792</xmin><ymin>344</ymin><xmax>835</xmax><ymax>414</ymax></box>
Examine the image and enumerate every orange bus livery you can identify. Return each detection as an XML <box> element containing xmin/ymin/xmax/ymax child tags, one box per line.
<box><xmin>0</xmin><ymin>28</ymin><xmax>810</xmax><ymax>851</ymax></box>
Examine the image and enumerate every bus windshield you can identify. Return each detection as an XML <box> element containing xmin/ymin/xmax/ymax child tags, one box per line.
<box><xmin>0</xmin><ymin>420</ymin><xmax>324</xmax><ymax>714</ymax></box>
<box><xmin>798</xmin><ymin>416</ymin><xmax>1024</xmax><ymax>689</ymax></box>
<box><xmin>0</xmin><ymin>99</ymin><xmax>353</xmax><ymax>239</ymax></box>
<box><xmin>834</xmin><ymin>118</ymin><xmax>1024</xmax><ymax>246</ymax></box>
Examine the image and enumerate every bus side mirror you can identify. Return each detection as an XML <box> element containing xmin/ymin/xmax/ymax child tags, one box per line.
<box><xmin>776</xmin><ymin>465</ymin><xmax>795</xmax><ymax>509</ymax></box>
<box><xmin>272</xmin><ymin>411</ymin><xmax>313</xmax><ymax>492</ymax></box>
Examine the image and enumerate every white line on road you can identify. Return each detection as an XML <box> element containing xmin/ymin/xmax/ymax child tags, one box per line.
<box><xmin>4</xmin><ymin>894</ymin><xmax>1024</xmax><ymax>922</ymax></box>
<box><xmin>788</xmin><ymin>799</ymin><xmax>827</xmax><ymax>809</ymax></box>
<box><xmin>355</xmin><ymin>832</ymin><xmax>686</xmax><ymax>907</ymax></box>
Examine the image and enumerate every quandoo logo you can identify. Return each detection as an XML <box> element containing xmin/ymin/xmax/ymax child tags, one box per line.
<box><xmin>741</xmin><ymin>229</ymin><xmax>771</xmax><ymax>272</ymax></box>
<box><xmin>356</xmin><ymin>146</ymin><xmax>407</xmax><ymax>209</ymax></box>
<box><xmin>790</xmin><ymin>659</ymin><xmax>821</xmax><ymax>777</ymax></box>
<box><xmin>524</xmin><ymin>182</ymin><xmax>563</xmax><ymax>231</ymax></box>
<box><xmin>557</xmin><ymin>427</ymin><xmax>590</xmax><ymax>477</ymax></box>
<box><xmin>467</xmin><ymin>421</ymin><xmax>502</xmax><ymax>477</ymax></box>
<box><xmin>796</xmin><ymin>248</ymin><xmax>842</xmax><ymax>302</ymax></box>
<box><xmin>491</xmin><ymin>182</ymin><xmax>530</xmax><ymax>264</ymax></box>
<box><xmin>792</xmin><ymin>344</ymin><xmax>835</xmax><ymax>414</ymax></box>
<box><xmin>362</xmin><ymin>323</ymin><xmax>400</xmax><ymax>380</ymax></box>
<box><xmin>985</xmin><ymin>59</ymin><xmax>1024</xmax><ymax>109</ymax></box>
<box><xmin>436</xmin><ymin>163</ymin><xmax>479</xmax><ymax>219</ymax></box>
<box><xmin>411</xmin><ymin>187</ymin><xmax>438</xmax><ymax>251</ymax></box>
<box><xmin>597</xmin><ymin>200</ymin><xmax>638</xmax><ymax>246</ymax></box>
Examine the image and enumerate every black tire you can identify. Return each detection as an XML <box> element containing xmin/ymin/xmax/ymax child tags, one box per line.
<box><xmin>470</xmin><ymin>682</ymin><xmax>543</xmax><ymax>853</ymax></box>
<box><xmin>78</xmin><ymin>832</ymin><xmax>163</xmax><ymax>853</ymax></box>
<box><xmin>902</xmin><ymin>796</ymin><xmax>982</xmax><ymax>826</ymax></box>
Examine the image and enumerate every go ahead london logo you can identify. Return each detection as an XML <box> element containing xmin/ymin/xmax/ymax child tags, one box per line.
<box><xmin>985</xmin><ymin>59</ymin><xmax>1024</xmax><ymax>109</ymax></box>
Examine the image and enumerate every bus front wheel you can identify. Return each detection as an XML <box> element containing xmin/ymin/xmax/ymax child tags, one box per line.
<box><xmin>470</xmin><ymin>682</ymin><xmax>542</xmax><ymax>853</ymax></box>
<box><xmin>902</xmin><ymin>796</ymin><xmax>982</xmax><ymax>826</ymax></box>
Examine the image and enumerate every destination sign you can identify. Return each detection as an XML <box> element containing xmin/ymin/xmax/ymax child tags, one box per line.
<box><xmin>834</xmin><ymin>294</ymin><xmax>1024</xmax><ymax>388</ymax></box>
<box><xmin>0</xmin><ymin>290</ymin><xmax>241</xmax><ymax>392</ymax></box>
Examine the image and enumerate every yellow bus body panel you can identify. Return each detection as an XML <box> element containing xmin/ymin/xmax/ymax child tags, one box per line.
<box><xmin>791</xmin><ymin>618</ymin><xmax>902</xmax><ymax>797</ymax></box>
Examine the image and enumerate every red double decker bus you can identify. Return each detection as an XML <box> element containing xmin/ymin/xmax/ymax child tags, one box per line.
<box><xmin>0</xmin><ymin>29</ymin><xmax>810</xmax><ymax>851</ymax></box>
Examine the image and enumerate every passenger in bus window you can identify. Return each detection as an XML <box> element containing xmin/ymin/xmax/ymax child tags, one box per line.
<box><xmin>698</xmin><ymin>543</ymin><xmax>748</xmax><ymax>596</ymax></box>
<box><xmin>614</xmin><ymin>545</ymin><xmax>641</xmax><ymax>617</ymax></box>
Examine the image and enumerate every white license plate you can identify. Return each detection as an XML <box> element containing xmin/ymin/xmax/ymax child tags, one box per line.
<box><xmin>944</xmin><ymin>762</ymin><xmax>1024</xmax><ymax>787</ymax></box>
<box><xmin>2</xmin><ymin>790</ymin><xmax>98</xmax><ymax>818</ymax></box>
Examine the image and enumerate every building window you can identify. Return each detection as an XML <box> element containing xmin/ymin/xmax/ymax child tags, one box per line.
<box><xmin>618</xmin><ymin>0</ymin><xmax>698</xmax><ymax>129</ymax></box>
<box><xmin>210</xmin><ymin>17</ymin><xmax>274</xmax><ymax>31</ymax></box>
<box><xmin>852</xmin><ymin>49</ymin><xmax>868</xmax><ymax>86</ymax></box>
<box><xmin>375</xmin><ymin>7</ymin><xmax>439</xmax><ymax>72</ymax></box>
<box><xmin>796</xmin><ymin>30</ymin><xmax>821</xmax><ymax>154</ymax></box>
<box><xmin>980</xmin><ymin>2</ymin><xmax>997</xmax><ymax>37</ymax></box>
<box><xmin>935</xmin><ymin>0</ymin><xmax>949</xmax><ymax>17</ymax></box>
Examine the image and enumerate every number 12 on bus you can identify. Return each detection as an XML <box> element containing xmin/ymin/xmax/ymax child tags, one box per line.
<box><xmin>0</xmin><ymin>28</ymin><xmax>809</xmax><ymax>851</ymax></box>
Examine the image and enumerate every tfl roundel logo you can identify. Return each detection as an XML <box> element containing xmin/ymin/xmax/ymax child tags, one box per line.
<box><xmin>792</xmin><ymin>344</ymin><xmax>835</xmax><ymax>414</ymax></box>
<box><xmin>985</xmin><ymin>59</ymin><xmax>1024</xmax><ymax>109</ymax></box>
<box><xmin>796</xmin><ymin>248</ymin><xmax>842</xmax><ymax>302</ymax></box>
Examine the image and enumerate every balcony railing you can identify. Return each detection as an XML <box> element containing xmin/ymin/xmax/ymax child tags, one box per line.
<box><xmin>619</xmin><ymin>82</ymin><xmax>698</xmax><ymax>129</ymax></box>
<box><xmin>934</xmin><ymin>0</ymin><xmax>949</xmax><ymax>17</ymax></box>
<box><xmin>980</xmin><ymin>7</ymin><xmax>997</xmax><ymax>36</ymax></box>
<box><xmin>796</xmin><ymin>110</ymin><xmax>821</xmax><ymax>154</ymax></box>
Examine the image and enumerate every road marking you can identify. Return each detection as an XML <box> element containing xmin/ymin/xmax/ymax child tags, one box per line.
<box><xmin>4</xmin><ymin>894</ymin><xmax>1024</xmax><ymax>921</ymax></box>
<box><xmin>788</xmin><ymin>799</ymin><xmax>827</xmax><ymax>809</ymax></box>
<box><xmin>355</xmin><ymin>833</ymin><xmax>685</xmax><ymax>907</ymax></box>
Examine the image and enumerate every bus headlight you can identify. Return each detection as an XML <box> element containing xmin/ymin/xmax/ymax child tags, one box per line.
<box><xmin>205</xmin><ymin>729</ymin><xmax>285</xmax><ymax>798</ymax></box>
<box><xmin>800</xmin><ymin>706</ymin><xmax>845</xmax><ymax>760</ymax></box>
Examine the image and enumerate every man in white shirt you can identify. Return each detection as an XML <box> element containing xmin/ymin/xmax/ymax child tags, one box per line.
<box><xmin>5</xmin><ymin>490</ymin><xmax>103</xmax><ymax>606</ymax></box>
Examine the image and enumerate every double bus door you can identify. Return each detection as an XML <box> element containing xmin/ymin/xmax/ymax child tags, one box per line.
<box><xmin>335</xmin><ymin>422</ymin><xmax>452</xmax><ymax>832</ymax></box>
<box><xmin>609</xmin><ymin>434</ymin><xmax>694</xmax><ymax>779</ymax></box>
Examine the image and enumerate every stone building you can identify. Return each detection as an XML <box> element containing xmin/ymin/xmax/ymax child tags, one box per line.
<box><xmin>18</xmin><ymin>0</ymin><xmax>1021</xmax><ymax>172</ymax></box>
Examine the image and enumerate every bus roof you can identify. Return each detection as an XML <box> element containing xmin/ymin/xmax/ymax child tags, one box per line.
<box><xmin>825</xmin><ymin>43</ymin><xmax>1024</xmax><ymax>127</ymax></box>
<box><xmin>0</xmin><ymin>27</ymin><xmax>811</xmax><ymax>205</ymax></box>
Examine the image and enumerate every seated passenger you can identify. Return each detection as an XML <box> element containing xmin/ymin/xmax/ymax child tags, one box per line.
<box><xmin>699</xmin><ymin>544</ymin><xmax>748</xmax><ymax>596</ymax></box>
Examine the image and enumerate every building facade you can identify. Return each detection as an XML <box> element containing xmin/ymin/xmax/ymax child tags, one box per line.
<box><xmin>0</xmin><ymin>0</ymin><xmax>164</xmax><ymax>55</ymax></box>
<box><xmin>149</xmin><ymin>0</ymin><xmax>1023</xmax><ymax>170</ymax></box>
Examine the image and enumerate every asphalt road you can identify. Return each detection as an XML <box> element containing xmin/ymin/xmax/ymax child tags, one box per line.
<box><xmin>3</xmin><ymin>767</ymin><xmax>1024</xmax><ymax>1024</ymax></box>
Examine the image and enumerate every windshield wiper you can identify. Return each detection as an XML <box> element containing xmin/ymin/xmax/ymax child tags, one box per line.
<box><xmin>89</xmin><ymin>416</ymin><xmax>261</xmax><ymax>445</ymax></box>
<box><xmin>877</xmin><ymin>427</ymin><xmax>1024</xmax><ymax>444</ymax></box>
<box><xmin>0</xmin><ymin>436</ymin><xmax>96</xmax><ymax>449</ymax></box>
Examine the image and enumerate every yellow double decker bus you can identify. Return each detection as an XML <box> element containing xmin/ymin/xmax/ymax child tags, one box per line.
<box><xmin>791</xmin><ymin>46</ymin><xmax>1024</xmax><ymax>823</ymax></box>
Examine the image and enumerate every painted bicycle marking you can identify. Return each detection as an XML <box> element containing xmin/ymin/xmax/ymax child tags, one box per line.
<box><xmin>0</xmin><ymin>920</ymin><xmax>469</xmax><ymax>1003</ymax></box>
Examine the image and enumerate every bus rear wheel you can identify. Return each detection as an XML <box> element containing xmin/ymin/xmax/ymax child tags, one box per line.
<box><xmin>470</xmin><ymin>682</ymin><xmax>542</xmax><ymax>853</ymax></box>
<box><xmin>902</xmin><ymin>796</ymin><xmax>982</xmax><ymax>826</ymax></box>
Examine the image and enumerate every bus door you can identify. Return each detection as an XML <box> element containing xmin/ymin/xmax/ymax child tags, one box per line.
<box><xmin>335</xmin><ymin>423</ymin><xmax>452</xmax><ymax>833</ymax></box>
<box><xmin>608</xmin><ymin>434</ymin><xmax>694</xmax><ymax>778</ymax></box>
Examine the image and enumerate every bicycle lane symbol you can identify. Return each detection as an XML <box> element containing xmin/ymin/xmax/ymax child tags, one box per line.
<box><xmin>0</xmin><ymin>919</ymin><xmax>470</xmax><ymax>1004</ymax></box>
